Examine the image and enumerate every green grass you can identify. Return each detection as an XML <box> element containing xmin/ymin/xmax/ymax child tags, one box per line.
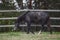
<box><xmin>0</xmin><ymin>32</ymin><xmax>60</xmax><ymax>40</ymax></box>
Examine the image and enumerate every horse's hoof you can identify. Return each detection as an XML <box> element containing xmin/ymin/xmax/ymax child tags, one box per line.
<box><xmin>31</xmin><ymin>32</ymin><xmax>35</xmax><ymax>34</ymax></box>
<box><xmin>27</xmin><ymin>32</ymin><xmax>29</xmax><ymax>34</ymax></box>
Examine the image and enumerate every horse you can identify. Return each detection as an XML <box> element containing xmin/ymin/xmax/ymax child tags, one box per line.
<box><xmin>13</xmin><ymin>11</ymin><xmax>52</xmax><ymax>34</ymax></box>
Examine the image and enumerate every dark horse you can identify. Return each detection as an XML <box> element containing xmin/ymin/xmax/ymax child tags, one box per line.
<box><xmin>13</xmin><ymin>11</ymin><xmax>52</xmax><ymax>34</ymax></box>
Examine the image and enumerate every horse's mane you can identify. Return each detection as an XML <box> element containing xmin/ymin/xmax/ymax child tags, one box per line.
<box><xmin>17</xmin><ymin>11</ymin><xmax>30</xmax><ymax>21</ymax></box>
<box><xmin>20</xmin><ymin>11</ymin><xmax>30</xmax><ymax>17</ymax></box>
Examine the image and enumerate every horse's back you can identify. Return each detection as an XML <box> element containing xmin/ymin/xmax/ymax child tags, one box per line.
<box><xmin>26</xmin><ymin>11</ymin><xmax>49</xmax><ymax>19</ymax></box>
<box><xmin>25</xmin><ymin>11</ymin><xmax>49</xmax><ymax>24</ymax></box>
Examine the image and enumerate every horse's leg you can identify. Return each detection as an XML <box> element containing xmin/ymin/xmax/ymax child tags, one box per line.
<box><xmin>38</xmin><ymin>24</ymin><xmax>45</xmax><ymax>35</ymax></box>
<box><xmin>26</xmin><ymin>15</ymin><xmax>34</xmax><ymax>34</ymax></box>
<box><xmin>30</xmin><ymin>23</ymin><xmax>34</xmax><ymax>34</ymax></box>
<box><xmin>25</xmin><ymin>16</ymin><xmax>31</xmax><ymax>34</ymax></box>
<box><xmin>38</xmin><ymin>20</ymin><xmax>45</xmax><ymax>34</ymax></box>
<box><xmin>26</xmin><ymin>21</ymin><xmax>34</xmax><ymax>34</ymax></box>
<box><xmin>12</xmin><ymin>21</ymin><xmax>20</xmax><ymax>31</ymax></box>
<box><xmin>47</xmin><ymin>19</ymin><xmax>52</xmax><ymax>34</ymax></box>
<box><xmin>26</xmin><ymin>22</ymin><xmax>31</xmax><ymax>34</ymax></box>
<box><xmin>27</xmin><ymin>22</ymin><xmax>34</xmax><ymax>34</ymax></box>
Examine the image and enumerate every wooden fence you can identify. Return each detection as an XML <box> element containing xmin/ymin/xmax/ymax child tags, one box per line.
<box><xmin>0</xmin><ymin>9</ymin><xmax>60</xmax><ymax>27</ymax></box>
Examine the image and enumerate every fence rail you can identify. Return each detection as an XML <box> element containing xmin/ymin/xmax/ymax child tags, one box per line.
<box><xmin>0</xmin><ymin>9</ymin><xmax>60</xmax><ymax>12</ymax></box>
<box><xmin>0</xmin><ymin>17</ymin><xmax>60</xmax><ymax>20</ymax></box>
<box><xmin>0</xmin><ymin>25</ymin><xmax>60</xmax><ymax>27</ymax></box>
<box><xmin>0</xmin><ymin>10</ymin><xmax>60</xmax><ymax>27</ymax></box>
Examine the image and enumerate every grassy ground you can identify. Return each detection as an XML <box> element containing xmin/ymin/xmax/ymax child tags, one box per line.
<box><xmin>0</xmin><ymin>32</ymin><xmax>60</xmax><ymax>40</ymax></box>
